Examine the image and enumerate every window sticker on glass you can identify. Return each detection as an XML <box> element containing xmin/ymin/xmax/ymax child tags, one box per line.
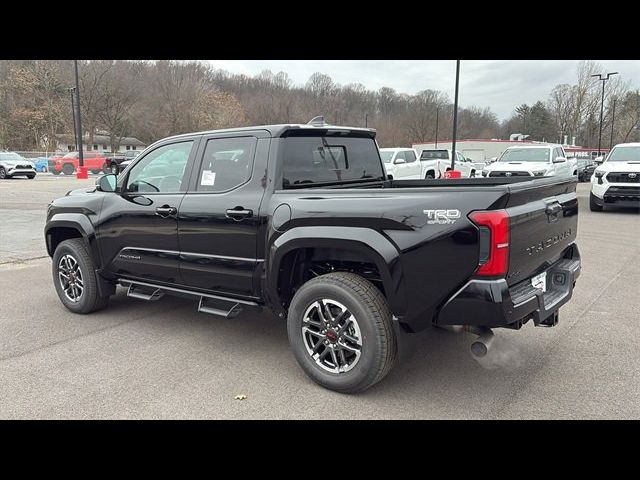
<box><xmin>201</xmin><ymin>170</ymin><xmax>216</xmax><ymax>186</ymax></box>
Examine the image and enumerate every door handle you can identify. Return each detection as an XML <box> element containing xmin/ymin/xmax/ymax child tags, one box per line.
<box><xmin>155</xmin><ymin>205</ymin><xmax>177</xmax><ymax>217</ymax></box>
<box><xmin>225</xmin><ymin>208</ymin><xmax>253</xmax><ymax>220</ymax></box>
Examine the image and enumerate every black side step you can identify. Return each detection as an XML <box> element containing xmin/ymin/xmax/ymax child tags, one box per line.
<box><xmin>127</xmin><ymin>283</ymin><xmax>165</xmax><ymax>301</ymax></box>
<box><xmin>198</xmin><ymin>297</ymin><xmax>243</xmax><ymax>318</ymax></box>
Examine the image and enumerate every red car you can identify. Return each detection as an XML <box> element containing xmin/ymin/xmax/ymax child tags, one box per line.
<box><xmin>49</xmin><ymin>151</ymin><xmax>108</xmax><ymax>175</ymax></box>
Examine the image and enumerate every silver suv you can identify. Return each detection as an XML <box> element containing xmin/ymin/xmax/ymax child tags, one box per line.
<box><xmin>0</xmin><ymin>152</ymin><xmax>36</xmax><ymax>179</ymax></box>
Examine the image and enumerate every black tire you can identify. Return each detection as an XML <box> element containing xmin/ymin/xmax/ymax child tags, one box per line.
<box><xmin>91</xmin><ymin>169</ymin><xmax>102</xmax><ymax>174</ymax></box>
<box><xmin>425</xmin><ymin>171</ymin><xmax>435</xmax><ymax>179</ymax></box>
<box><xmin>287</xmin><ymin>272</ymin><xmax>397</xmax><ymax>393</ymax></box>
<box><xmin>51</xmin><ymin>169</ymin><xmax>61</xmax><ymax>175</ymax></box>
<box><xmin>590</xmin><ymin>192</ymin><xmax>604</xmax><ymax>212</ymax></box>
<box><xmin>62</xmin><ymin>163</ymin><xmax>75</xmax><ymax>175</ymax></box>
<box><xmin>27</xmin><ymin>174</ymin><xmax>35</xmax><ymax>179</ymax></box>
<box><xmin>52</xmin><ymin>238</ymin><xmax>110</xmax><ymax>314</ymax></box>
<box><xmin>471</xmin><ymin>169</ymin><xmax>476</xmax><ymax>178</ymax></box>
<box><xmin>0</xmin><ymin>167</ymin><xmax>6</xmax><ymax>179</ymax></box>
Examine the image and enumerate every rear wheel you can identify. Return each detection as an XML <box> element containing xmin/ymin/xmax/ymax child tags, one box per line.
<box><xmin>287</xmin><ymin>272</ymin><xmax>397</xmax><ymax>393</ymax></box>
<box><xmin>425</xmin><ymin>171</ymin><xmax>435</xmax><ymax>179</ymax></box>
<box><xmin>62</xmin><ymin>163</ymin><xmax>75</xmax><ymax>175</ymax></box>
<box><xmin>52</xmin><ymin>239</ymin><xmax>110</xmax><ymax>314</ymax></box>
<box><xmin>91</xmin><ymin>169</ymin><xmax>102</xmax><ymax>174</ymax></box>
<box><xmin>51</xmin><ymin>169</ymin><xmax>61</xmax><ymax>175</ymax></box>
<box><xmin>590</xmin><ymin>192</ymin><xmax>604</xmax><ymax>212</ymax></box>
<box><xmin>0</xmin><ymin>167</ymin><xmax>7</xmax><ymax>179</ymax></box>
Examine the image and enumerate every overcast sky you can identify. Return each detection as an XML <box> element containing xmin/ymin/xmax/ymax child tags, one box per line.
<box><xmin>205</xmin><ymin>60</ymin><xmax>639</xmax><ymax>120</ymax></box>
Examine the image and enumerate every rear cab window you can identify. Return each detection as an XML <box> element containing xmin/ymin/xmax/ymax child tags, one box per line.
<box><xmin>420</xmin><ymin>150</ymin><xmax>449</xmax><ymax>161</ymax></box>
<box><xmin>280</xmin><ymin>131</ymin><xmax>385</xmax><ymax>189</ymax></box>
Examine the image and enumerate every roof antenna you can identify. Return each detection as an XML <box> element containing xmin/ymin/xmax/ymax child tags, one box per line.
<box><xmin>307</xmin><ymin>116</ymin><xmax>327</xmax><ymax>126</ymax></box>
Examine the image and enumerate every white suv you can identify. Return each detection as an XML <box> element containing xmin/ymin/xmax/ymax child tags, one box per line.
<box><xmin>380</xmin><ymin>148</ymin><xmax>421</xmax><ymax>179</ymax></box>
<box><xmin>482</xmin><ymin>144</ymin><xmax>572</xmax><ymax>178</ymax></box>
<box><xmin>590</xmin><ymin>142</ymin><xmax>640</xmax><ymax>211</ymax></box>
<box><xmin>418</xmin><ymin>149</ymin><xmax>476</xmax><ymax>178</ymax></box>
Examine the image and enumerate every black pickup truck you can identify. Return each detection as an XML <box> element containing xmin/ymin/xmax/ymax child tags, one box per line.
<box><xmin>45</xmin><ymin>118</ymin><xmax>581</xmax><ymax>393</ymax></box>
<box><xmin>103</xmin><ymin>150</ymin><xmax>142</xmax><ymax>174</ymax></box>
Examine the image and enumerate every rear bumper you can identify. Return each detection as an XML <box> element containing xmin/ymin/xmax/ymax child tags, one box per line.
<box><xmin>437</xmin><ymin>243</ymin><xmax>581</xmax><ymax>328</ymax></box>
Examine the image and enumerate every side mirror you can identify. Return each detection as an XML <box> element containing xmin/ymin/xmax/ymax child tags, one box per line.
<box><xmin>594</xmin><ymin>157</ymin><xmax>604</xmax><ymax>165</ymax></box>
<box><xmin>553</xmin><ymin>156</ymin><xmax>567</xmax><ymax>163</ymax></box>
<box><xmin>394</xmin><ymin>158</ymin><xmax>406</xmax><ymax>164</ymax></box>
<box><xmin>490</xmin><ymin>157</ymin><xmax>497</xmax><ymax>163</ymax></box>
<box><xmin>96</xmin><ymin>174</ymin><xmax>117</xmax><ymax>192</ymax></box>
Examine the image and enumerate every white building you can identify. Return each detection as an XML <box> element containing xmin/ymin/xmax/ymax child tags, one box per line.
<box><xmin>54</xmin><ymin>133</ymin><xmax>146</xmax><ymax>153</ymax></box>
<box><xmin>412</xmin><ymin>138</ymin><xmax>543</xmax><ymax>163</ymax></box>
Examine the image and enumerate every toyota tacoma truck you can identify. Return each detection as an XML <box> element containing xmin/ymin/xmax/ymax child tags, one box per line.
<box><xmin>590</xmin><ymin>142</ymin><xmax>640</xmax><ymax>211</ymax></box>
<box><xmin>44</xmin><ymin>117</ymin><xmax>581</xmax><ymax>393</ymax></box>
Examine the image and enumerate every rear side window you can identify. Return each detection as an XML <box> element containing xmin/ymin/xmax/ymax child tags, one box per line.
<box><xmin>282</xmin><ymin>135</ymin><xmax>385</xmax><ymax>188</ymax></box>
<box><xmin>196</xmin><ymin>137</ymin><xmax>257</xmax><ymax>192</ymax></box>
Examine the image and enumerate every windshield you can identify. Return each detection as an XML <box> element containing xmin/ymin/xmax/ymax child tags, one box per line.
<box><xmin>607</xmin><ymin>146</ymin><xmax>640</xmax><ymax>162</ymax></box>
<box><xmin>380</xmin><ymin>151</ymin><xmax>395</xmax><ymax>163</ymax></box>
<box><xmin>63</xmin><ymin>152</ymin><xmax>77</xmax><ymax>158</ymax></box>
<box><xmin>0</xmin><ymin>152</ymin><xmax>23</xmax><ymax>161</ymax></box>
<box><xmin>420</xmin><ymin>150</ymin><xmax>449</xmax><ymax>160</ymax></box>
<box><xmin>499</xmin><ymin>148</ymin><xmax>550</xmax><ymax>162</ymax></box>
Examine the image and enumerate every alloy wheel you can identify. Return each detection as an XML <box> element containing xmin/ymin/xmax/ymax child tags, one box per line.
<box><xmin>58</xmin><ymin>254</ymin><xmax>84</xmax><ymax>302</ymax></box>
<box><xmin>301</xmin><ymin>299</ymin><xmax>363</xmax><ymax>373</ymax></box>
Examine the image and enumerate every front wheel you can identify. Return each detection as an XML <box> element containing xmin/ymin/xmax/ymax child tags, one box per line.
<box><xmin>287</xmin><ymin>272</ymin><xmax>397</xmax><ymax>393</ymax></box>
<box><xmin>27</xmin><ymin>174</ymin><xmax>35</xmax><ymax>179</ymax></box>
<box><xmin>62</xmin><ymin>163</ymin><xmax>75</xmax><ymax>175</ymax></box>
<box><xmin>425</xmin><ymin>171</ymin><xmax>435</xmax><ymax>179</ymax></box>
<box><xmin>52</xmin><ymin>239</ymin><xmax>110</xmax><ymax>314</ymax></box>
<box><xmin>0</xmin><ymin>167</ymin><xmax>7</xmax><ymax>179</ymax></box>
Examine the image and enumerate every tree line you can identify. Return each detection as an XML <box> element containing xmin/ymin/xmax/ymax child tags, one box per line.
<box><xmin>0</xmin><ymin>60</ymin><xmax>638</xmax><ymax>152</ymax></box>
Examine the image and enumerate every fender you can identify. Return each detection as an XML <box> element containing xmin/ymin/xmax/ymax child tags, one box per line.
<box><xmin>265</xmin><ymin>226</ymin><xmax>407</xmax><ymax>318</ymax></box>
<box><xmin>44</xmin><ymin>213</ymin><xmax>102</xmax><ymax>268</ymax></box>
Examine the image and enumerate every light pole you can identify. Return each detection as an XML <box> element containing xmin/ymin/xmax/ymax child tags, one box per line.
<box><xmin>365</xmin><ymin>113</ymin><xmax>368</xmax><ymax>128</ymax></box>
<box><xmin>609</xmin><ymin>97</ymin><xmax>617</xmax><ymax>148</ymax></box>
<box><xmin>435</xmin><ymin>106</ymin><xmax>439</xmax><ymax>148</ymax></box>
<box><xmin>450</xmin><ymin>60</ymin><xmax>460</xmax><ymax>172</ymax></box>
<box><xmin>67</xmin><ymin>87</ymin><xmax>78</xmax><ymax>150</ymax></box>
<box><xmin>591</xmin><ymin>71</ymin><xmax>618</xmax><ymax>156</ymax></box>
<box><xmin>73</xmin><ymin>60</ymin><xmax>84</xmax><ymax>169</ymax></box>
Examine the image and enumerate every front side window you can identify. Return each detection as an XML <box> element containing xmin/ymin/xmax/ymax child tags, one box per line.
<box><xmin>607</xmin><ymin>146</ymin><xmax>640</xmax><ymax>162</ymax></box>
<box><xmin>394</xmin><ymin>151</ymin><xmax>406</xmax><ymax>163</ymax></box>
<box><xmin>126</xmin><ymin>141</ymin><xmax>193</xmax><ymax>193</ymax></box>
<box><xmin>499</xmin><ymin>148</ymin><xmax>550</xmax><ymax>163</ymax></box>
<box><xmin>195</xmin><ymin>137</ymin><xmax>257</xmax><ymax>192</ymax></box>
<box><xmin>405</xmin><ymin>150</ymin><xmax>417</xmax><ymax>163</ymax></box>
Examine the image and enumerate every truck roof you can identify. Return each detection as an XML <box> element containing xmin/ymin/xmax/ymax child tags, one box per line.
<box><xmin>160</xmin><ymin>123</ymin><xmax>377</xmax><ymax>143</ymax></box>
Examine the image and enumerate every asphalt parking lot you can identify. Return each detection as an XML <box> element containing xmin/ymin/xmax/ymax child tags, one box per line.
<box><xmin>1</xmin><ymin>175</ymin><xmax>639</xmax><ymax>419</ymax></box>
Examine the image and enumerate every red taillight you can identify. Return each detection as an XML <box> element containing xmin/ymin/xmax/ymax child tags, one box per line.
<box><xmin>469</xmin><ymin>209</ymin><xmax>510</xmax><ymax>276</ymax></box>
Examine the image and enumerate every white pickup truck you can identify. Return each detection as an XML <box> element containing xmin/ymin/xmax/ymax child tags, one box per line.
<box><xmin>482</xmin><ymin>144</ymin><xmax>573</xmax><ymax>178</ymax></box>
<box><xmin>590</xmin><ymin>142</ymin><xmax>640</xmax><ymax>211</ymax></box>
<box><xmin>379</xmin><ymin>148</ymin><xmax>422</xmax><ymax>179</ymax></box>
<box><xmin>418</xmin><ymin>149</ymin><xmax>476</xmax><ymax>178</ymax></box>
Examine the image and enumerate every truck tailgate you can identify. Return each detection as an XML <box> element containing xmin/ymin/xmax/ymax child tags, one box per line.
<box><xmin>504</xmin><ymin>178</ymin><xmax>578</xmax><ymax>286</ymax></box>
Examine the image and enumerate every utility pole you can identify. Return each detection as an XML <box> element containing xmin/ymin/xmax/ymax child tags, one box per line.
<box><xmin>435</xmin><ymin>106</ymin><xmax>439</xmax><ymax>148</ymax></box>
<box><xmin>68</xmin><ymin>87</ymin><xmax>78</xmax><ymax>150</ymax></box>
<box><xmin>451</xmin><ymin>60</ymin><xmax>460</xmax><ymax>172</ymax></box>
<box><xmin>591</xmin><ymin>71</ymin><xmax>618</xmax><ymax>156</ymax></box>
<box><xmin>365</xmin><ymin>113</ymin><xmax>368</xmax><ymax>128</ymax></box>
<box><xmin>609</xmin><ymin>97</ymin><xmax>617</xmax><ymax>148</ymax></box>
<box><xmin>73</xmin><ymin>60</ymin><xmax>84</xmax><ymax>167</ymax></box>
